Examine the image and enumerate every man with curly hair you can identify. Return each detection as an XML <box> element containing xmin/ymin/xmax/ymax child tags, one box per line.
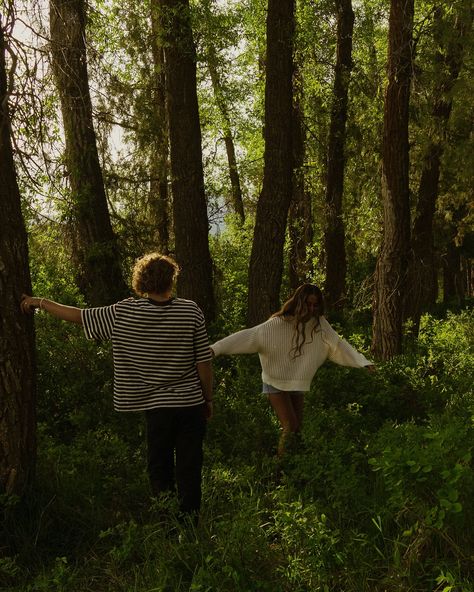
<box><xmin>21</xmin><ymin>253</ymin><xmax>213</xmax><ymax>520</ymax></box>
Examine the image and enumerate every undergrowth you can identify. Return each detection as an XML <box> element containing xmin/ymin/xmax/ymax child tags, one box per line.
<box><xmin>1</xmin><ymin>308</ymin><xmax>473</xmax><ymax>591</ymax></box>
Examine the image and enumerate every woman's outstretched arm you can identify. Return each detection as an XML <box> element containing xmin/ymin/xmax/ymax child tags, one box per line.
<box><xmin>211</xmin><ymin>325</ymin><xmax>260</xmax><ymax>357</ymax></box>
<box><xmin>320</xmin><ymin>316</ymin><xmax>374</xmax><ymax>369</ymax></box>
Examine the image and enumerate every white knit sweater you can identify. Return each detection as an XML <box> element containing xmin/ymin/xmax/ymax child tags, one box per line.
<box><xmin>211</xmin><ymin>315</ymin><xmax>372</xmax><ymax>391</ymax></box>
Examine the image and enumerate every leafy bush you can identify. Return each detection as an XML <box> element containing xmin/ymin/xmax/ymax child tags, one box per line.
<box><xmin>368</xmin><ymin>415</ymin><xmax>474</xmax><ymax>563</ymax></box>
<box><xmin>5</xmin><ymin>245</ymin><xmax>474</xmax><ymax>592</ymax></box>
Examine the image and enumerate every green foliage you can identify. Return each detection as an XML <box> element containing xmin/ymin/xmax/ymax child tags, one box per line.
<box><xmin>3</xmin><ymin>294</ymin><xmax>473</xmax><ymax>591</ymax></box>
<box><xmin>28</xmin><ymin>228</ymin><xmax>116</xmax><ymax>439</ymax></box>
<box><xmin>209</xmin><ymin>214</ymin><xmax>254</xmax><ymax>336</ymax></box>
<box><xmin>416</xmin><ymin>310</ymin><xmax>474</xmax><ymax>408</ymax></box>
<box><xmin>206</xmin><ymin>356</ymin><xmax>276</xmax><ymax>462</ymax></box>
<box><xmin>7</xmin><ymin>1</ymin><xmax>474</xmax><ymax>588</ymax></box>
<box><xmin>368</xmin><ymin>418</ymin><xmax>472</xmax><ymax>526</ymax></box>
<box><xmin>12</xmin><ymin>192</ymin><xmax>474</xmax><ymax>592</ymax></box>
<box><xmin>6</xmin><ymin>0</ymin><xmax>474</xmax><ymax>592</ymax></box>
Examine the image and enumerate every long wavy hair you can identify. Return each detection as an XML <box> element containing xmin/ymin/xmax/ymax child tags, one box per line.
<box><xmin>272</xmin><ymin>284</ymin><xmax>325</xmax><ymax>358</ymax></box>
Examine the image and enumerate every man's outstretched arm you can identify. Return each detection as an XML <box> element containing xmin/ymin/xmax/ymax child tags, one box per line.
<box><xmin>21</xmin><ymin>294</ymin><xmax>83</xmax><ymax>324</ymax></box>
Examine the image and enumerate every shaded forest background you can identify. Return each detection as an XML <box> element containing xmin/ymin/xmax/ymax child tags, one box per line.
<box><xmin>1</xmin><ymin>0</ymin><xmax>473</xmax><ymax>590</ymax></box>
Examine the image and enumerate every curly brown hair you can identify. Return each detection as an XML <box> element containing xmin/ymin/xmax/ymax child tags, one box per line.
<box><xmin>132</xmin><ymin>253</ymin><xmax>180</xmax><ymax>296</ymax></box>
<box><xmin>272</xmin><ymin>284</ymin><xmax>325</xmax><ymax>358</ymax></box>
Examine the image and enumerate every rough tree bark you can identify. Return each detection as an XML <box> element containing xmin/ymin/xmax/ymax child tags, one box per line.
<box><xmin>49</xmin><ymin>0</ymin><xmax>128</xmax><ymax>306</ymax></box>
<box><xmin>159</xmin><ymin>0</ymin><xmax>215</xmax><ymax>322</ymax></box>
<box><xmin>247</xmin><ymin>0</ymin><xmax>295</xmax><ymax>326</ymax></box>
<box><xmin>323</xmin><ymin>0</ymin><xmax>354</xmax><ymax>311</ymax></box>
<box><xmin>149</xmin><ymin>0</ymin><xmax>171</xmax><ymax>253</ymax></box>
<box><xmin>372</xmin><ymin>0</ymin><xmax>414</xmax><ymax>359</ymax></box>
<box><xmin>0</xmin><ymin>20</ymin><xmax>36</xmax><ymax>496</ymax></box>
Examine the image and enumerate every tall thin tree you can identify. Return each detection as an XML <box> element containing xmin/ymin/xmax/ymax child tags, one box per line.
<box><xmin>323</xmin><ymin>0</ymin><xmax>354</xmax><ymax>310</ymax></box>
<box><xmin>158</xmin><ymin>0</ymin><xmax>215</xmax><ymax>321</ymax></box>
<box><xmin>372</xmin><ymin>0</ymin><xmax>414</xmax><ymax>359</ymax></box>
<box><xmin>206</xmin><ymin>43</ymin><xmax>245</xmax><ymax>224</ymax></box>
<box><xmin>247</xmin><ymin>0</ymin><xmax>295</xmax><ymax>326</ymax></box>
<box><xmin>49</xmin><ymin>0</ymin><xmax>128</xmax><ymax>306</ymax></box>
<box><xmin>0</xmin><ymin>19</ymin><xmax>36</xmax><ymax>495</ymax></box>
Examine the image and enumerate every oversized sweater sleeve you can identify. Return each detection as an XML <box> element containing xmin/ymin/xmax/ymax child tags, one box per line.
<box><xmin>211</xmin><ymin>325</ymin><xmax>260</xmax><ymax>356</ymax></box>
<box><xmin>320</xmin><ymin>316</ymin><xmax>373</xmax><ymax>368</ymax></box>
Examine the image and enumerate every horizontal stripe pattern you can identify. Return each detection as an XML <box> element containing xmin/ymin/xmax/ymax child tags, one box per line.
<box><xmin>82</xmin><ymin>297</ymin><xmax>211</xmax><ymax>412</ymax></box>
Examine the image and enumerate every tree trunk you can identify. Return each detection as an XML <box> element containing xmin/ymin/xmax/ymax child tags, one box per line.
<box><xmin>323</xmin><ymin>0</ymin><xmax>354</xmax><ymax>311</ymax></box>
<box><xmin>49</xmin><ymin>0</ymin><xmax>128</xmax><ymax>306</ymax></box>
<box><xmin>247</xmin><ymin>0</ymin><xmax>295</xmax><ymax>326</ymax></box>
<box><xmin>288</xmin><ymin>81</ymin><xmax>312</xmax><ymax>291</ymax></box>
<box><xmin>372</xmin><ymin>0</ymin><xmax>414</xmax><ymax>360</ymax></box>
<box><xmin>443</xmin><ymin>238</ymin><xmax>464</xmax><ymax>305</ymax></box>
<box><xmin>207</xmin><ymin>46</ymin><xmax>245</xmax><ymax>224</ymax></box>
<box><xmin>159</xmin><ymin>0</ymin><xmax>215</xmax><ymax>322</ymax></box>
<box><xmin>405</xmin><ymin>5</ymin><xmax>470</xmax><ymax>333</ymax></box>
<box><xmin>463</xmin><ymin>256</ymin><xmax>473</xmax><ymax>299</ymax></box>
<box><xmin>149</xmin><ymin>0</ymin><xmax>171</xmax><ymax>253</ymax></box>
<box><xmin>0</xmin><ymin>21</ymin><xmax>36</xmax><ymax>496</ymax></box>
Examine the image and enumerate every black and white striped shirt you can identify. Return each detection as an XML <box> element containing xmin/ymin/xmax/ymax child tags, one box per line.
<box><xmin>81</xmin><ymin>297</ymin><xmax>212</xmax><ymax>412</ymax></box>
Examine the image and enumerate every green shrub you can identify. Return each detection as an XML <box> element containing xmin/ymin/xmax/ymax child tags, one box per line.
<box><xmin>7</xmin><ymin>242</ymin><xmax>474</xmax><ymax>592</ymax></box>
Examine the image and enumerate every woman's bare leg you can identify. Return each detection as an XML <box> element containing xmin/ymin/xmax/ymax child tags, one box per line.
<box><xmin>267</xmin><ymin>392</ymin><xmax>301</xmax><ymax>456</ymax></box>
<box><xmin>290</xmin><ymin>392</ymin><xmax>304</xmax><ymax>433</ymax></box>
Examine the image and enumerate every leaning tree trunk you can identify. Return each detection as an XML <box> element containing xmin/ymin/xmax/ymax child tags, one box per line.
<box><xmin>0</xmin><ymin>21</ymin><xmax>36</xmax><ymax>496</ymax></box>
<box><xmin>247</xmin><ymin>0</ymin><xmax>295</xmax><ymax>326</ymax></box>
<box><xmin>323</xmin><ymin>0</ymin><xmax>354</xmax><ymax>311</ymax></box>
<box><xmin>49</xmin><ymin>0</ymin><xmax>128</xmax><ymax>306</ymax></box>
<box><xmin>372</xmin><ymin>0</ymin><xmax>414</xmax><ymax>360</ymax></box>
<box><xmin>149</xmin><ymin>0</ymin><xmax>171</xmax><ymax>253</ymax></box>
<box><xmin>405</xmin><ymin>5</ymin><xmax>470</xmax><ymax>333</ymax></box>
<box><xmin>159</xmin><ymin>0</ymin><xmax>215</xmax><ymax>322</ymax></box>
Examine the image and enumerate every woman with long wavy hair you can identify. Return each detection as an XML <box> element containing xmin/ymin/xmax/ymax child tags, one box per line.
<box><xmin>211</xmin><ymin>284</ymin><xmax>374</xmax><ymax>456</ymax></box>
